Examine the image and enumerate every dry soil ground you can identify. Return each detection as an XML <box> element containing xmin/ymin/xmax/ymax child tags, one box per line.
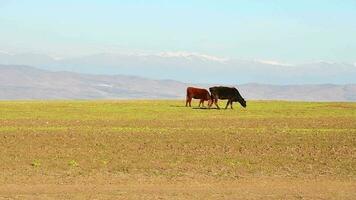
<box><xmin>0</xmin><ymin>100</ymin><xmax>355</xmax><ymax>199</ymax></box>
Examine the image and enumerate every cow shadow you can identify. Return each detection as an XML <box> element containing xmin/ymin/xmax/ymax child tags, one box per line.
<box><xmin>169</xmin><ymin>105</ymin><xmax>219</xmax><ymax>110</ymax></box>
<box><xmin>192</xmin><ymin>107</ymin><xmax>219</xmax><ymax>110</ymax></box>
<box><xmin>169</xmin><ymin>105</ymin><xmax>186</xmax><ymax>108</ymax></box>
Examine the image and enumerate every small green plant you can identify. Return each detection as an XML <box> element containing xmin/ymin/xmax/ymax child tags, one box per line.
<box><xmin>68</xmin><ymin>160</ymin><xmax>79</xmax><ymax>167</ymax></box>
<box><xmin>31</xmin><ymin>159</ymin><xmax>41</xmax><ymax>167</ymax></box>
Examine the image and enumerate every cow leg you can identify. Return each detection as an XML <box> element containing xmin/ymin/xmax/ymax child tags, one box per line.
<box><xmin>186</xmin><ymin>96</ymin><xmax>192</xmax><ymax>107</ymax></box>
<box><xmin>186</xmin><ymin>96</ymin><xmax>190</xmax><ymax>107</ymax></box>
<box><xmin>208</xmin><ymin>96</ymin><xmax>214</xmax><ymax>108</ymax></box>
<box><xmin>207</xmin><ymin>99</ymin><xmax>212</xmax><ymax>108</ymax></box>
<box><xmin>209</xmin><ymin>95</ymin><xmax>219</xmax><ymax>109</ymax></box>
<box><xmin>230</xmin><ymin>101</ymin><xmax>233</xmax><ymax>109</ymax></box>
<box><xmin>214</xmin><ymin>99</ymin><xmax>220</xmax><ymax>109</ymax></box>
<box><xmin>199</xmin><ymin>99</ymin><xmax>203</xmax><ymax>107</ymax></box>
<box><xmin>225</xmin><ymin>100</ymin><xmax>230</xmax><ymax>109</ymax></box>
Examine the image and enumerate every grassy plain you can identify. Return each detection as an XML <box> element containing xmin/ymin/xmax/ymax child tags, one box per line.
<box><xmin>0</xmin><ymin>100</ymin><xmax>355</xmax><ymax>199</ymax></box>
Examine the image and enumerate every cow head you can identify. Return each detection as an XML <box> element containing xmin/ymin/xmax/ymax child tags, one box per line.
<box><xmin>240</xmin><ymin>98</ymin><xmax>247</xmax><ymax>108</ymax></box>
<box><xmin>233</xmin><ymin>88</ymin><xmax>247</xmax><ymax>108</ymax></box>
<box><xmin>232</xmin><ymin>96</ymin><xmax>246</xmax><ymax>108</ymax></box>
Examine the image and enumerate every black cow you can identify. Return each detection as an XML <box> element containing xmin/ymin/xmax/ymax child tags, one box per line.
<box><xmin>209</xmin><ymin>86</ymin><xmax>246</xmax><ymax>109</ymax></box>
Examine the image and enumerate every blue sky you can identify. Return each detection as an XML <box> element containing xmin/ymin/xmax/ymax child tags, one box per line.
<box><xmin>1</xmin><ymin>0</ymin><xmax>356</xmax><ymax>64</ymax></box>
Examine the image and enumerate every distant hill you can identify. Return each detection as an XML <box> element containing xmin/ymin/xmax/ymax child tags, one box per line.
<box><xmin>0</xmin><ymin>65</ymin><xmax>355</xmax><ymax>101</ymax></box>
<box><xmin>1</xmin><ymin>52</ymin><xmax>356</xmax><ymax>85</ymax></box>
<box><xmin>239</xmin><ymin>83</ymin><xmax>356</xmax><ymax>102</ymax></box>
<box><xmin>0</xmin><ymin>65</ymin><xmax>188</xmax><ymax>99</ymax></box>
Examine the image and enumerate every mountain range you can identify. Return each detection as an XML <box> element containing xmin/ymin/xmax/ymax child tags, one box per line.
<box><xmin>1</xmin><ymin>52</ymin><xmax>356</xmax><ymax>85</ymax></box>
<box><xmin>1</xmin><ymin>64</ymin><xmax>355</xmax><ymax>101</ymax></box>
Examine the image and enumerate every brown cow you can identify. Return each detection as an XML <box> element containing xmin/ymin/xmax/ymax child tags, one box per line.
<box><xmin>186</xmin><ymin>87</ymin><xmax>211</xmax><ymax>107</ymax></box>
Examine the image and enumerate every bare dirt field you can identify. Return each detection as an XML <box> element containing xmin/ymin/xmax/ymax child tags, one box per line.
<box><xmin>0</xmin><ymin>100</ymin><xmax>355</xmax><ymax>199</ymax></box>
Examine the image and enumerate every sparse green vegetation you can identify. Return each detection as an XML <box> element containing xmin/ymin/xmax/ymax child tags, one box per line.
<box><xmin>30</xmin><ymin>159</ymin><xmax>41</xmax><ymax>167</ymax></box>
<box><xmin>0</xmin><ymin>100</ymin><xmax>355</xmax><ymax>199</ymax></box>
<box><xmin>68</xmin><ymin>160</ymin><xmax>79</xmax><ymax>167</ymax></box>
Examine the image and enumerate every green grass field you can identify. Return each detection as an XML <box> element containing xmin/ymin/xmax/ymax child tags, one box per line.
<box><xmin>0</xmin><ymin>100</ymin><xmax>355</xmax><ymax>199</ymax></box>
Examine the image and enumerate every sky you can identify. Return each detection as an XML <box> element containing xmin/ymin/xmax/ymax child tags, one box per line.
<box><xmin>0</xmin><ymin>0</ymin><xmax>356</xmax><ymax>64</ymax></box>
